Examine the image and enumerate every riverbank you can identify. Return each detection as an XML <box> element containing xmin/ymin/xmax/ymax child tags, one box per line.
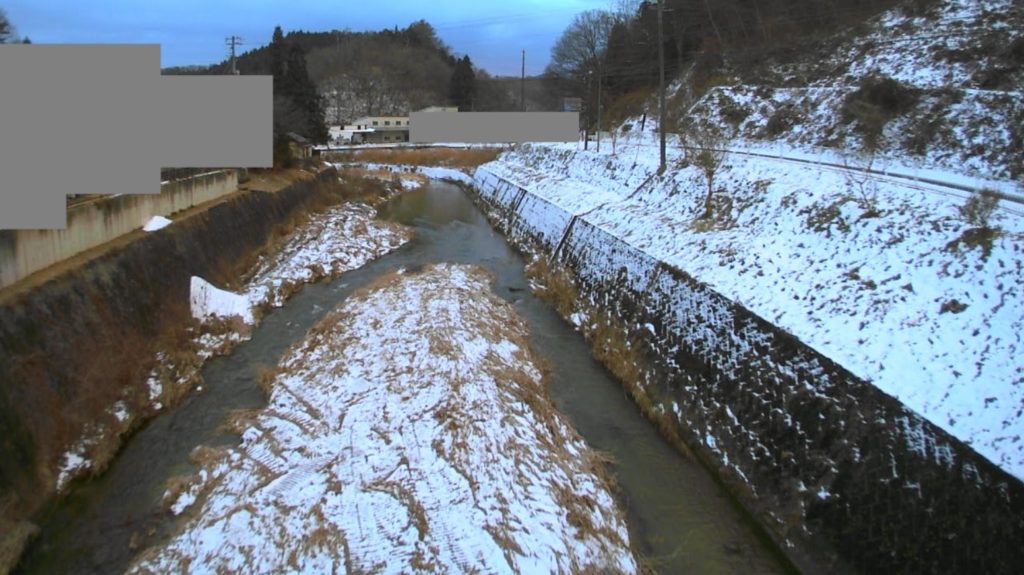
<box><xmin>472</xmin><ymin>144</ymin><xmax>1024</xmax><ymax>573</ymax></box>
<box><xmin>130</xmin><ymin>263</ymin><xmax>639</xmax><ymax>574</ymax></box>
<box><xmin>0</xmin><ymin>167</ymin><xmax>413</xmax><ymax>573</ymax></box>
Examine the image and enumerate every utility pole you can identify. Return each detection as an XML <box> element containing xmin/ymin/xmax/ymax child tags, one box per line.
<box><xmin>521</xmin><ymin>49</ymin><xmax>526</xmax><ymax>112</ymax></box>
<box><xmin>657</xmin><ymin>0</ymin><xmax>666</xmax><ymax>173</ymax></box>
<box><xmin>226</xmin><ymin>35</ymin><xmax>243</xmax><ymax>75</ymax></box>
<box><xmin>596</xmin><ymin>65</ymin><xmax>603</xmax><ymax>152</ymax></box>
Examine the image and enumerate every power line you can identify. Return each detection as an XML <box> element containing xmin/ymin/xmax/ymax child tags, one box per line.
<box><xmin>226</xmin><ymin>35</ymin><xmax>243</xmax><ymax>75</ymax></box>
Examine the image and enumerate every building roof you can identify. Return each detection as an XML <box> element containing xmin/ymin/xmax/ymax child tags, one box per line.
<box><xmin>285</xmin><ymin>132</ymin><xmax>312</xmax><ymax>145</ymax></box>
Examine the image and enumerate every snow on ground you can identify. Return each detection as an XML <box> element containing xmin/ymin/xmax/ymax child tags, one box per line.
<box><xmin>835</xmin><ymin>0</ymin><xmax>1021</xmax><ymax>90</ymax></box>
<box><xmin>334</xmin><ymin>161</ymin><xmax>478</xmax><ymax>186</ymax></box>
<box><xmin>131</xmin><ymin>264</ymin><xmax>637</xmax><ymax>574</ymax></box>
<box><xmin>418</xmin><ymin>165</ymin><xmax>476</xmax><ymax>185</ymax></box>
<box><xmin>245</xmin><ymin>202</ymin><xmax>412</xmax><ymax>309</ymax></box>
<box><xmin>184</xmin><ymin>200</ymin><xmax>412</xmax><ymax>374</ymax></box>
<box><xmin>189</xmin><ymin>276</ymin><xmax>254</xmax><ymax>324</ymax></box>
<box><xmin>142</xmin><ymin>215</ymin><xmax>172</xmax><ymax>232</ymax></box>
<box><xmin>480</xmin><ymin>139</ymin><xmax>1024</xmax><ymax>478</ymax></box>
<box><xmin>681</xmin><ymin>0</ymin><xmax>1024</xmax><ymax>180</ymax></box>
<box><xmin>54</xmin><ymin>198</ymin><xmax>412</xmax><ymax>493</ymax></box>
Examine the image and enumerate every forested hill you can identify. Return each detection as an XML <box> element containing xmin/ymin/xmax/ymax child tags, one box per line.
<box><xmin>163</xmin><ymin>21</ymin><xmax>453</xmax><ymax>116</ymax></box>
<box><xmin>163</xmin><ymin>20</ymin><xmax>537</xmax><ymax>124</ymax></box>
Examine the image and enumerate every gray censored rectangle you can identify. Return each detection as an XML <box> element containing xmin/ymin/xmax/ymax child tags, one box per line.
<box><xmin>0</xmin><ymin>44</ymin><xmax>272</xmax><ymax>230</ymax></box>
<box><xmin>410</xmin><ymin>112</ymin><xmax>579</xmax><ymax>143</ymax></box>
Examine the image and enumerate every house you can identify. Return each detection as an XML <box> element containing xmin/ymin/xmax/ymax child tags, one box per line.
<box><xmin>285</xmin><ymin>132</ymin><xmax>314</xmax><ymax>158</ymax></box>
<box><xmin>334</xmin><ymin>107</ymin><xmax>459</xmax><ymax>145</ymax></box>
<box><xmin>348</xmin><ymin>115</ymin><xmax>410</xmax><ymax>144</ymax></box>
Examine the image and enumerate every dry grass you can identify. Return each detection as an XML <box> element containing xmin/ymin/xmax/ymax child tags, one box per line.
<box><xmin>255</xmin><ymin>364</ymin><xmax>280</xmax><ymax>399</ymax></box>
<box><xmin>188</xmin><ymin>445</ymin><xmax>228</xmax><ymax>468</ymax></box>
<box><xmin>581</xmin><ymin>309</ymin><xmax>696</xmax><ymax>462</ymax></box>
<box><xmin>328</xmin><ymin>147</ymin><xmax>503</xmax><ymax>168</ymax></box>
<box><xmin>236</xmin><ymin>179</ymin><xmax>354</xmax><ymax>287</ymax></box>
<box><xmin>525</xmin><ymin>256</ymin><xmax>578</xmax><ymax>317</ymax></box>
<box><xmin>522</xmin><ymin>257</ymin><xmax>698</xmax><ymax>467</ymax></box>
<box><xmin>336</xmin><ymin>169</ymin><xmax>404</xmax><ymax>206</ymax></box>
<box><xmin>161</xmin><ymin>474</ymin><xmax>194</xmax><ymax>512</ymax></box>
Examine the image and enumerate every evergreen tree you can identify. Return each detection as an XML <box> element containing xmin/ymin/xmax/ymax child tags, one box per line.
<box><xmin>449</xmin><ymin>55</ymin><xmax>476</xmax><ymax>111</ymax></box>
<box><xmin>270</xmin><ymin>26</ymin><xmax>287</xmax><ymax>92</ymax></box>
<box><xmin>0</xmin><ymin>9</ymin><xmax>14</xmax><ymax>43</ymax></box>
<box><xmin>284</xmin><ymin>43</ymin><xmax>328</xmax><ymax>143</ymax></box>
<box><xmin>268</xmin><ymin>26</ymin><xmax>328</xmax><ymax>145</ymax></box>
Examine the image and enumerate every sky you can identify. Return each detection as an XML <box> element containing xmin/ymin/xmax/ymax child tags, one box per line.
<box><xmin>3</xmin><ymin>0</ymin><xmax>612</xmax><ymax>76</ymax></box>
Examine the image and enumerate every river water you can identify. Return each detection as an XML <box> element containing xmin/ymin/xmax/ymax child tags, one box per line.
<box><xmin>17</xmin><ymin>181</ymin><xmax>791</xmax><ymax>574</ymax></box>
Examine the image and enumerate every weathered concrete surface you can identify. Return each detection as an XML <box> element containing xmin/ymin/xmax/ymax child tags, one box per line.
<box><xmin>0</xmin><ymin>170</ymin><xmax>237</xmax><ymax>289</ymax></box>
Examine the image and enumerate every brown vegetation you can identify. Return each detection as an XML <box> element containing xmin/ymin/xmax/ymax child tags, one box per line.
<box><xmin>328</xmin><ymin>147</ymin><xmax>503</xmax><ymax>169</ymax></box>
<box><xmin>522</xmin><ymin>254</ymin><xmax>697</xmax><ymax>468</ymax></box>
<box><xmin>841</xmin><ymin>74</ymin><xmax>921</xmax><ymax>150</ymax></box>
<box><xmin>524</xmin><ymin>255</ymin><xmax>578</xmax><ymax>317</ymax></box>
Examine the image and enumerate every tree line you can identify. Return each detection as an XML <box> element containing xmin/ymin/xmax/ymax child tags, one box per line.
<box><xmin>545</xmin><ymin>0</ymin><xmax>930</xmax><ymax>131</ymax></box>
<box><xmin>0</xmin><ymin>8</ymin><xmax>30</xmax><ymax>43</ymax></box>
<box><xmin>163</xmin><ymin>20</ymin><xmax>550</xmax><ymax>144</ymax></box>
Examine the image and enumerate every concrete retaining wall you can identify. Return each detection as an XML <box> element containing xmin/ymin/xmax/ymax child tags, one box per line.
<box><xmin>0</xmin><ymin>170</ymin><xmax>238</xmax><ymax>289</ymax></box>
<box><xmin>472</xmin><ymin>166</ymin><xmax>1024</xmax><ymax>574</ymax></box>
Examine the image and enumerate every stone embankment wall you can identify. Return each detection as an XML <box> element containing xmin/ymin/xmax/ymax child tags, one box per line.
<box><xmin>0</xmin><ymin>170</ymin><xmax>238</xmax><ymax>289</ymax></box>
<box><xmin>472</xmin><ymin>166</ymin><xmax>1024</xmax><ymax>574</ymax></box>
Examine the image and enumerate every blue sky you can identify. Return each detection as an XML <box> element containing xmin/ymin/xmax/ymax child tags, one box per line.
<box><xmin>3</xmin><ymin>0</ymin><xmax>610</xmax><ymax>76</ymax></box>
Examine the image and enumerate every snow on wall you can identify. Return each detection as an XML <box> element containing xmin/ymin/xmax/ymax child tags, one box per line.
<box><xmin>483</xmin><ymin>142</ymin><xmax>1024</xmax><ymax>481</ymax></box>
<box><xmin>473</xmin><ymin>159</ymin><xmax>1024</xmax><ymax>574</ymax></box>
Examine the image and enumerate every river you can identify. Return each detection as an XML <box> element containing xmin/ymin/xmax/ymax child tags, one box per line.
<box><xmin>17</xmin><ymin>180</ymin><xmax>790</xmax><ymax>574</ymax></box>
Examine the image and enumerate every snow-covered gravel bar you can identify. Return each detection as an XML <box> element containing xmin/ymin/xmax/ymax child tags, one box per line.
<box><xmin>131</xmin><ymin>263</ymin><xmax>638</xmax><ymax>574</ymax></box>
<box><xmin>245</xmin><ymin>202</ymin><xmax>413</xmax><ymax>309</ymax></box>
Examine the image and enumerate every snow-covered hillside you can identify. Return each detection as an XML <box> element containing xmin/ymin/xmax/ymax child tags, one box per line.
<box><xmin>492</xmin><ymin>136</ymin><xmax>1024</xmax><ymax>471</ymax></box>
<box><xmin>683</xmin><ymin>0</ymin><xmax>1023</xmax><ymax>180</ymax></box>
<box><xmin>475</xmin><ymin>0</ymin><xmax>1023</xmax><ymax>478</ymax></box>
<box><xmin>481</xmin><ymin>13</ymin><xmax>1024</xmax><ymax>476</ymax></box>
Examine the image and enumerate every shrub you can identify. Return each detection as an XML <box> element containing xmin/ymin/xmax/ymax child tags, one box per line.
<box><xmin>764</xmin><ymin>105</ymin><xmax>799</xmax><ymax>137</ymax></box>
<box><xmin>960</xmin><ymin>188</ymin><xmax>1000</xmax><ymax>229</ymax></box>
<box><xmin>679</xmin><ymin>122</ymin><xmax>728</xmax><ymax>220</ymax></box>
<box><xmin>841</xmin><ymin>74</ymin><xmax>920</xmax><ymax>150</ymax></box>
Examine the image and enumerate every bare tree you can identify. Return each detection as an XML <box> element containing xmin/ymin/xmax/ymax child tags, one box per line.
<box><xmin>839</xmin><ymin>146</ymin><xmax>879</xmax><ymax>216</ymax></box>
<box><xmin>546</xmin><ymin>10</ymin><xmax>618</xmax><ymax>135</ymax></box>
<box><xmin>547</xmin><ymin>10</ymin><xmax>616</xmax><ymax>81</ymax></box>
<box><xmin>680</xmin><ymin>122</ymin><xmax>728</xmax><ymax>220</ymax></box>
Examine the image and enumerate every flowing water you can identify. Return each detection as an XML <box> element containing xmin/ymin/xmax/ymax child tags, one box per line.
<box><xmin>17</xmin><ymin>181</ymin><xmax>791</xmax><ymax>574</ymax></box>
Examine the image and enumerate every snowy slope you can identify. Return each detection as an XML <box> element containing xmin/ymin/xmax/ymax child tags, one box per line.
<box><xmin>479</xmin><ymin>0</ymin><xmax>1024</xmax><ymax>477</ymax></box>
<box><xmin>131</xmin><ymin>264</ymin><xmax>637</xmax><ymax>574</ymax></box>
<box><xmin>684</xmin><ymin>0</ymin><xmax>1023</xmax><ymax>180</ymax></box>
<box><xmin>480</xmin><ymin>136</ymin><xmax>1024</xmax><ymax>479</ymax></box>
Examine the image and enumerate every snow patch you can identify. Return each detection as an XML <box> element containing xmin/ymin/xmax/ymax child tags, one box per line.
<box><xmin>189</xmin><ymin>277</ymin><xmax>253</xmax><ymax>324</ymax></box>
<box><xmin>142</xmin><ymin>215</ymin><xmax>172</xmax><ymax>232</ymax></box>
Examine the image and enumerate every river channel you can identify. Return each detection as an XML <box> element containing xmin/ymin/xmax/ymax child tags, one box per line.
<box><xmin>17</xmin><ymin>180</ymin><xmax>791</xmax><ymax>574</ymax></box>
